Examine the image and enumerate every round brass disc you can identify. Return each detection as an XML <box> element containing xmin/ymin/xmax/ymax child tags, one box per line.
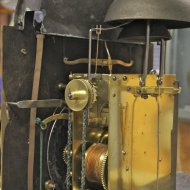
<box><xmin>65</xmin><ymin>79</ymin><xmax>90</xmax><ymax>111</ymax></box>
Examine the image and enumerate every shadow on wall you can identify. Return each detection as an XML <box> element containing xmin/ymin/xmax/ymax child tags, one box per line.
<box><xmin>177</xmin><ymin>121</ymin><xmax>190</xmax><ymax>173</ymax></box>
<box><xmin>187</xmin><ymin>70</ymin><xmax>190</xmax><ymax>89</ymax></box>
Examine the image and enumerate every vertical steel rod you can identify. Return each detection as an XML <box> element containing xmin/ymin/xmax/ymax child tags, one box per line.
<box><xmin>171</xmin><ymin>91</ymin><xmax>179</xmax><ymax>190</ymax></box>
<box><xmin>88</xmin><ymin>29</ymin><xmax>93</xmax><ymax>80</ymax></box>
<box><xmin>28</xmin><ymin>34</ymin><xmax>44</xmax><ymax>190</ymax></box>
<box><xmin>142</xmin><ymin>20</ymin><xmax>150</xmax><ymax>84</ymax></box>
<box><xmin>160</xmin><ymin>39</ymin><xmax>166</xmax><ymax>76</ymax></box>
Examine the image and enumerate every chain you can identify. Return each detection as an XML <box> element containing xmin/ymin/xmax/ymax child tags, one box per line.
<box><xmin>81</xmin><ymin>108</ymin><xmax>89</xmax><ymax>190</ymax></box>
<box><xmin>66</xmin><ymin>109</ymin><xmax>72</xmax><ymax>190</ymax></box>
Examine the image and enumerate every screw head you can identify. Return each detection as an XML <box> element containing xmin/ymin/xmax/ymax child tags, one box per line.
<box><xmin>57</xmin><ymin>83</ymin><xmax>66</xmax><ymax>92</ymax></box>
<box><xmin>112</xmin><ymin>76</ymin><xmax>117</xmax><ymax>81</ymax></box>
<box><xmin>157</xmin><ymin>79</ymin><xmax>163</xmax><ymax>86</ymax></box>
<box><xmin>127</xmin><ymin>87</ymin><xmax>131</xmax><ymax>92</ymax></box>
<box><xmin>136</xmin><ymin>89</ymin><xmax>142</xmax><ymax>94</ymax></box>
<box><xmin>141</xmin><ymin>94</ymin><xmax>148</xmax><ymax>99</ymax></box>
<box><xmin>126</xmin><ymin>166</ymin><xmax>129</xmax><ymax>171</ymax></box>
<box><xmin>123</xmin><ymin>76</ymin><xmax>127</xmax><ymax>81</ymax></box>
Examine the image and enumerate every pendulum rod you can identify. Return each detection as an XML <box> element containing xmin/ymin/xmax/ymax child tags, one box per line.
<box><xmin>156</xmin><ymin>97</ymin><xmax>160</xmax><ymax>190</ymax></box>
<box><xmin>130</xmin><ymin>97</ymin><xmax>138</xmax><ymax>190</ymax></box>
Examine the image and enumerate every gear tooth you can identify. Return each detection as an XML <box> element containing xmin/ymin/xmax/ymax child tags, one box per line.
<box><xmin>100</xmin><ymin>151</ymin><xmax>108</xmax><ymax>190</ymax></box>
<box><xmin>86</xmin><ymin>80</ymin><xmax>97</xmax><ymax>106</ymax></box>
<box><xmin>92</xmin><ymin>85</ymin><xmax>97</xmax><ymax>103</ymax></box>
